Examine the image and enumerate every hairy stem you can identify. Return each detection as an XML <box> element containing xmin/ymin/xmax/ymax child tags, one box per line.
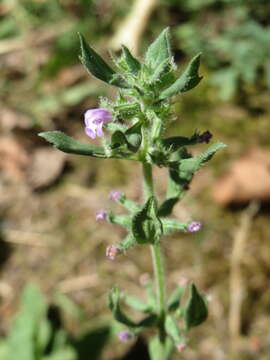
<box><xmin>142</xmin><ymin>162</ymin><xmax>167</xmax><ymax>350</ymax></box>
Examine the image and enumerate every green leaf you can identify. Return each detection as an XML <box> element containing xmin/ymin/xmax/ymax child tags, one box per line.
<box><xmin>43</xmin><ymin>346</ymin><xmax>76</xmax><ymax>360</ymax></box>
<box><xmin>109</xmin><ymin>287</ymin><xmax>156</xmax><ymax>330</ymax></box>
<box><xmin>121</xmin><ymin>45</ymin><xmax>141</xmax><ymax>74</ymax></box>
<box><xmin>158</xmin><ymin>171</ymin><xmax>186</xmax><ymax>217</ymax></box>
<box><xmin>0</xmin><ymin>341</ymin><xmax>8</xmax><ymax>359</ymax></box>
<box><xmin>148</xmin><ymin>335</ymin><xmax>174</xmax><ymax>360</ymax></box>
<box><xmin>167</xmin><ymin>285</ymin><xmax>187</xmax><ymax>312</ymax></box>
<box><xmin>124</xmin><ymin>294</ymin><xmax>151</xmax><ymax>313</ymax></box>
<box><xmin>110</xmin><ymin>130</ymin><xmax>128</xmax><ymax>149</ymax></box>
<box><xmin>170</xmin><ymin>142</ymin><xmax>227</xmax><ymax>184</ymax></box>
<box><xmin>198</xmin><ymin>141</ymin><xmax>227</xmax><ymax>163</ymax></box>
<box><xmin>8</xmin><ymin>284</ymin><xmax>48</xmax><ymax>360</ymax></box>
<box><xmin>165</xmin><ymin>315</ymin><xmax>183</xmax><ymax>344</ymax></box>
<box><xmin>108</xmin><ymin>287</ymin><xmax>137</xmax><ymax>328</ymax></box>
<box><xmin>109</xmin><ymin>122</ymin><xmax>142</xmax><ymax>153</ymax></box>
<box><xmin>117</xmin><ymin>194</ymin><xmax>141</xmax><ymax>213</ymax></box>
<box><xmin>162</xmin><ymin>134</ymin><xmax>199</xmax><ymax>152</ymax></box>
<box><xmin>110</xmin><ymin>129</ymin><xmax>141</xmax><ymax>153</ymax></box>
<box><xmin>131</xmin><ymin>196</ymin><xmax>163</xmax><ymax>244</ymax></box>
<box><xmin>72</xmin><ymin>326</ymin><xmax>110</xmax><ymax>360</ymax></box>
<box><xmin>78</xmin><ymin>33</ymin><xmax>129</xmax><ymax>88</ymax></box>
<box><xmin>162</xmin><ymin>218</ymin><xmax>187</xmax><ymax>235</ymax></box>
<box><xmin>125</xmin><ymin>121</ymin><xmax>142</xmax><ymax>149</ymax></box>
<box><xmin>107</xmin><ymin>213</ymin><xmax>132</xmax><ymax>230</ymax></box>
<box><xmin>113</xmin><ymin>102</ymin><xmax>141</xmax><ymax>119</ymax></box>
<box><xmin>37</xmin><ymin>318</ymin><xmax>51</xmax><ymax>353</ymax></box>
<box><xmin>117</xmin><ymin>233</ymin><xmax>137</xmax><ymax>253</ymax></box>
<box><xmin>149</xmin><ymin>58</ymin><xmax>175</xmax><ymax>89</ymax></box>
<box><xmin>137</xmin><ymin>314</ymin><xmax>158</xmax><ymax>328</ymax></box>
<box><xmin>184</xmin><ymin>284</ymin><xmax>208</xmax><ymax>330</ymax></box>
<box><xmin>159</xmin><ymin>53</ymin><xmax>202</xmax><ymax>99</ymax></box>
<box><xmin>144</xmin><ymin>281</ymin><xmax>157</xmax><ymax>310</ymax></box>
<box><xmin>157</xmin><ymin>198</ymin><xmax>179</xmax><ymax>217</ymax></box>
<box><xmin>145</xmin><ymin>28</ymin><xmax>171</xmax><ymax>70</ymax></box>
<box><xmin>39</xmin><ymin>131</ymin><xmax>106</xmax><ymax>158</ymax></box>
<box><xmin>54</xmin><ymin>292</ymin><xmax>84</xmax><ymax>321</ymax></box>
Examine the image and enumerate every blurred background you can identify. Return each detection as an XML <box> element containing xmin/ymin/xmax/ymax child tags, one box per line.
<box><xmin>0</xmin><ymin>0</ymin><xmax>270</xmax><ymax>359</ymax></box>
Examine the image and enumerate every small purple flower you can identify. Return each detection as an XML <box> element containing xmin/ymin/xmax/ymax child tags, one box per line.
<box><xmin>106</xmin><ymin>245</ymin><xmax>118</xmax><ymax>260</ymax></box>
<box><xmin>188</xmin><ymin>221</ymin><xmax>202</xmax><ymax>233</ymax></box>
<box><xmin>109</xmin><ymin>190</ymin><xmax>122</xmax><ymax>201</ymax></box>
<box><xmin>84</xmin><ymin>108</ymin><xmax>112</xmax><ymax>139</ymax></box>
<box><xmin>118</xmin><ymin>330</ymin><xmax>132</xmax><ymax>343</ymax></box>
<box><xmin>95</xmin><ymin>209</ymin><xmax>107</xmax><ymax>221</ymax></box>
<box><xmin>197</xmin><ymin>130</ymin><xmax>212</xmax><ymax>144</ymax></box>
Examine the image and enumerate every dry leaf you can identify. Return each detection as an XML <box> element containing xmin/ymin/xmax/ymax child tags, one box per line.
<box><xmin>212</xmin><ymin>148</ymin><xmax>270</xmax><ymax>205</ymax></box>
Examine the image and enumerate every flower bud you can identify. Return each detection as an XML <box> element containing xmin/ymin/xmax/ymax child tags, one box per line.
<box><xmin>118</xmin><ymin>330</ymin><xmax>132</xmax><ymax>343</ymax></box>
<box><xmin>109</xmin><ymin>190</ymin><xmax>122</xmax><ymax>201</ymax></box>
<box><xmin>106</xmin><ymin>245</ymin><xmax>118</xmax><ymax>260</ymax></box>
<box><xmin>197</xmin><ymin>130</ymin><xmax>212</xmax><ymax>144</ymax></box>
<box><xmin>95</xmin><ymin>209</ymin><xmax>107</xmax><ymax>221</ymax></box>
<box><xmin>187</xmin><ymin>221</ymin><xmax>202</xmax><ymax>233</ymax></box>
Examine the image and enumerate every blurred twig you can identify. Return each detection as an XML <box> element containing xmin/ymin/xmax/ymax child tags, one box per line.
<box><xmin>229</xmin><ymin>201</ymin><xmax>259</xmax><ymax>357</ymax></box>
<box><xmin>110</xmin><ymin>0</ymin><xmax>158</xmax><ymax>55</ymax></box>
<box><xmin>58</xmin><ymin>274</ymin><xmax>99</xmax><ymax>293</ymax></box>
<box><xmin>2</xmin><ymin>228</ymin><xmax>54</xmax><ymax>247</ymax></box>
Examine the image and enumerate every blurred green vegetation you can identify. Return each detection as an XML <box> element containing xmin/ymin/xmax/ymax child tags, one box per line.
<box><xmin>0</xmin><ymin>284</ymin><xmax>111</xmax><ymax>360</ymax></box>
<box><xmin>172</xmin><ymin>0</ymin><xmax>270</xmax><ymax>99</ymax></box>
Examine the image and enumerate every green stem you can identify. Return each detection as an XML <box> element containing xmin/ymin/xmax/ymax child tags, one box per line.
<box><xmin>142</xmin><ymin>162</ymin><xmax>154</xmax><ymax>198</ymax></box>
<box><xmin>142</xmin><ymin>162</ymin><xmax>167</xmax><ymax>348</ymax></box>
<box><xmin>151</xmin><ymin>243</ymin><xmax>166</xmax><ymax>339</ymax></box>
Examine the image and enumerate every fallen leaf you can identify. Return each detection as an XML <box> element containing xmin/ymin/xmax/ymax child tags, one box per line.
<box><xmin>212</xmin><ymin>148</ymin><xmax>270</xmax><ymax>205</ymax></box>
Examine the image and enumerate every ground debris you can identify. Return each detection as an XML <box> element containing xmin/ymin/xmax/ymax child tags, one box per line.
<box><xmin>27</xmin><ymin>147</ymin><xmax>67</xmax><ymax>190</ymax></box>
<box><xmin>0</xmin><ymin>137</ymin><xmax>29</xmax><ymax>181</ymax></box>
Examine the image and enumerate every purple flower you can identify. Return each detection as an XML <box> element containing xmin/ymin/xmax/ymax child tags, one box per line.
<box><xmin>84</xmin><ymin>108</ymin><xmax>112</xmax><ymax>139</ymax></box>
<box><xmin>197</xmin><ymin>130</ymin><xmax>212</xmax><ymax>144</ymax></box>
<box><xmin>95</xmin><ymin>209</ymin><xmax>107</xmax><ymax>221</ymax></box>
<box><xmin>106</xmin><ymin>245</ymin><xmax>118</xmax><ymax>260</ymax></box>
<box><xmin>118</xmin><ymin>330</ymin><xmax>132</xmax><ymax>343</ymax></box>
<box><xmin>187</xmin><ymin>221</ymin><xmax>202</xmax><ymax>233</ymax></box>
<box><xmin>109</xmin><ymin>190</ymin><xmax>122</xmax><ymax>201</ymax></box>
